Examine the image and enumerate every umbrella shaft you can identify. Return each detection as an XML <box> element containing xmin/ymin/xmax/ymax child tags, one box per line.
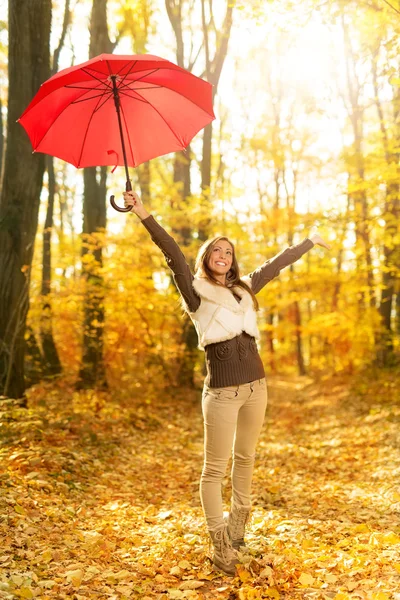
<box><xmin>111</xmin><ymin>76</ymin><xmax>130</xmax><ymax>183</ymax></box>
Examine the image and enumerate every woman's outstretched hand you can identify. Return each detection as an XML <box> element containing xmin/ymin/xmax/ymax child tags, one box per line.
<box><xmin>123</xmin><ymin>191</ymin><xmax>150</xmax><ymax>220</ymax></box>
<box><xmin>309</xmin><ymin>233</ymin><xmax>331</xmax><ymax>250</ymax></box>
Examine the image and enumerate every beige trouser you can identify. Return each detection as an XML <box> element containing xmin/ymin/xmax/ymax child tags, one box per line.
<box><xmin>199</xmin><ymin>378</ymin><xmax>268</xmax><ymax>532</ymax></box>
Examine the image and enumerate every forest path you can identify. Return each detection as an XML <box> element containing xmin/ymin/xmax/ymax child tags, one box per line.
<box><xmin>0</xmin><ymin>370</ymin><xmax>399</xmax><ymax>599</ymax></box>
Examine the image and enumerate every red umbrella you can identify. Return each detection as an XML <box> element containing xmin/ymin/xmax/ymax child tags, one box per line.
<box><xmin>19</xmin><ymin>53</ymin><xmax>215</xmax><ymax>211</ymax></box>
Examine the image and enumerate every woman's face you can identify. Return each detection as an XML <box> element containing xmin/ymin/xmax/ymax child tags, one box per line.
<box><xmin>207</xmin><ymin>239</ymin><xmax>233</xmax><ymax>278</ymax></box>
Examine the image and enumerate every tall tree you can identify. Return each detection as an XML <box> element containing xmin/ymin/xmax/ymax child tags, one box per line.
<box><xmin>0</xmin><ymin>0</ymin><xmax>51</xmax><ymax>399</ymax></box>
<box><xmin>40</xmin><ymin>0</ymin><xmax>71</xmax><ymax>378</ymax></box>
<box><xmin>77</xmin><ymin>0</ymin><xmax>113</xmax><ymax>389</ymax></box>
<box><xmin>341</xmin><ymin>14</ymin><xmax>375</xmax><ymax>312</ymax></box>
<box><xmin>165</xmin><ymin>0</ymin><xmax>204</xmax><ymax>386</ymax></box>
<box><xmin>370</xmin><ymin>37</ymin><xmax>400</xmax><ymax>364</ymax></box>
<box><xmin>199</xmin><ymin>0</ymin><xmax>234</xmax><ymax>241</ymax></box>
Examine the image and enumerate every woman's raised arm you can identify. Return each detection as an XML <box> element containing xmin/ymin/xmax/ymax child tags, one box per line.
<box><xmin>246</xmin><ymin>232</ymin><xmax>331</xmax><ymax>295</ymax></box>
<box><xmin>123</xmin><ymin>192</ymin><xmax>200</xmax><ymax>312</ymax></box>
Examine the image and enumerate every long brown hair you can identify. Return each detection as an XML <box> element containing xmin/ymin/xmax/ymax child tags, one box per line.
<box><xmin>194</xmin><ymin>236</ymin><xmax>259</xmax><ymax>311</ymax></box>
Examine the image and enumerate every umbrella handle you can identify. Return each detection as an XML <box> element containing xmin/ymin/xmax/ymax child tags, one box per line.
<box><xmin>109</xmin><ymin>180</ymin><xmax>133</xmax><ymax>212</ymax></box>
<box><xmin>110</xmin><ymin>194</ymin><xmax>131</xmax><ymax>212</ymax></box>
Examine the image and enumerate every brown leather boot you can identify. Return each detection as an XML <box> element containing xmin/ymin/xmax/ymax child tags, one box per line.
<box><xmin>226</xmin><ymin>503</ymin><xmax>251</xmax><ymax>551</ymax></box>
<box><xmin>209</xmin><ymin>524</ymin><xmax>240</xmax><ymax>576</ymax></box>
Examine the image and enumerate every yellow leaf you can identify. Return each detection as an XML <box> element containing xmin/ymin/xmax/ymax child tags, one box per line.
<box><xmin>37</xmin><ymin>580</ymin><xmax>56</xmax><ymax>589</ymax></box>
<box><xmin>265</xmin><ymin>588</ymin><xmax>280</xmax><ymax>599</ymax></box>
<box><xmin>65</xmin><ymin>569</ymin><xmax>83</xmax><ymax>587</ymax></box>
<box><xmin>259</xmin><ymin>566</ymin><xmax>273</xmax><ymax>579</ymax></box>
<box><xmin>325</xmin><ymin>573</ymin><xmax>337</xmax><ymax>583</ymax></box>
<box><xmin>238</xmin><ymin>588</ymin><xmax>262</xmax><ymax>600</ymax></box>
<box><xmin>14</xmin><ymin>505</ymin><xmax>25</xmax><ymax>515</ymax></box>
<box><xmin>179</xmin><ymin>581</ymin><xmax>204</xmax><ymax>590</ymax></box>
<box><xmin>236</xmin><ymin>564</ymin><xmax>252</xmax><ymax>583</ymax></box>
<box><xmin>298</xmin><ymin>573</ymin><xmax>315</xmax><ymax>586</ymax></box>
<box><xmin>178</xmin><ymin>560</ymin><xmax>191</xmax><ymax>570</ymax></box>
<box><xmin>393</xmin><ymin>563</ymin><xmax>400</xmax><ymax>573</ymax></box>
<box><xmin>41</xmin><ymin>550</ymin><xmax>52</xmax><ymax>563</ymax></box>
<box><xmin>114</xmin><ymin>570</ymin><xmax>131</xmax><ymax>581</ymax></box>
<box><xmin>371</xmin><ymin>594</ymin><xmax>391</xmax><ymax>600</ymax></box>
<box><xmin>302</xmin><ymin>539</ymin><xmax>314</xmax><ymax>549</ymax></box>
<box><xmin>382</xmin><ymin>532</ymin><xmax>400</xmax><ymax>544</ymax></box>
<box><xmin>18</xmin><ymin>588</ymin><xmax>33</xmax><ymax>599</ymax></box>
<box><xmin>353</xmin><ymin>523</ymin><xmax>369</xmax><ymax>533</ymax></box>
<box><xmin>368</xmin><ymin>533</ymin><xmax>380</xmax><ymax>546</ymax></box>
<box><xmin>334</xmin><ymin>593</ymin><xmax>351</xmax><ymax>600</ymax></box>
<box><xmin>167</xmin><ymin>591</ymin><xmax>185</xmax><ymax>599</ymax></box>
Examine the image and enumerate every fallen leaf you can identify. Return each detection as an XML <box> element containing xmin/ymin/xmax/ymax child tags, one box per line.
<box><xmin>265</xmin><ymin>588</ymin><xmax>280</xmax><ymax>599</ymax></box>
<box><xmin>18</xmin><ymin>587</ymin><xmax>34</xmax><ymax>599</ymax></box>
<box><xmin>298</xmin><ymin>572</ymin><xmax>315</xmax><ymax>586</ymax></box>
<box><xmin>236</xmin><ymin>565</ymin><xmax>252</xmax><ymax>583</ymax></box>
<box><xmin>179</xmin><ymin>581</ymin><xmax>204</xmax><ymax>590</ymax></box>
<box><xmin>168</xmin><ymin>590</ymin><xmax>185</xmax><ymax>599</ymax></box>
<box><xmin>65</xmin><ymin>569</ymin><xmax>83</xmax><ymax>587</ymax></box>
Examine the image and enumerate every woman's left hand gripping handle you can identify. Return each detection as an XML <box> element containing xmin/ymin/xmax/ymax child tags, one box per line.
<box><xmin>123</xmin><ymin>191</ymin><xmax>150</xmax><ymax>221</ymax></box>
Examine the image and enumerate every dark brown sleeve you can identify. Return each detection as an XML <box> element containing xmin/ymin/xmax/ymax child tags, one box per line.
<box><xmin>140</xmin><ymin>215</ymin><xmax>200</xmax><ymax>312</ymax></box>
<box><xmin>247</xmin><ymin>238</ymin><xmax>314</xmax><ymax>294</ymax></box>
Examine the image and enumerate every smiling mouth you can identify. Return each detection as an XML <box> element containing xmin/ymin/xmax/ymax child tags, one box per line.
<box><xmin>215</xmin><ymin>262</ymin><xmax>227</xmax><ymax>266</ymax></box>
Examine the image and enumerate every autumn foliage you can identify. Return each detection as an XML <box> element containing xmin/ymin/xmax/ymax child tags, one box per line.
<box><xmin>1</xmin><ymin>368</ymin><xmax>399</xmax><ymax>598</ymax></box>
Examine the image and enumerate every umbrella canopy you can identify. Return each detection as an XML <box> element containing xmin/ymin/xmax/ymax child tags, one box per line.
<box><xmin>19</xmin><ymin>53</ymin><xmax>215</xmax><ymax>169</ymax></box>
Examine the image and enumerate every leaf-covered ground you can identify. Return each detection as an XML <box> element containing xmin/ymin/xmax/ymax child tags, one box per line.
<box><xmin>1</xmin><ymin>368</ymin><xmax>399</xmax><ymax>599</ymax></box>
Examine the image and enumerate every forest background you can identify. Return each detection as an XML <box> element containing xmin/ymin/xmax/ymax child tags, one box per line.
<box><xmin>0</xmin><ymin>0</ymin><xmax>399</xmax><ymax>396</ymax></box>
<box><xmin>0</xmin><ymin>1</ymin><xmax>400</xmax><ymax>599</ymax></box>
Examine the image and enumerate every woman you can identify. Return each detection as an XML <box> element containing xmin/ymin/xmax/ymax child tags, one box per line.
<box><xmin>123</xmin><ymin>190</ymin><xmax>331</xmax><ymax>575</ymax></box>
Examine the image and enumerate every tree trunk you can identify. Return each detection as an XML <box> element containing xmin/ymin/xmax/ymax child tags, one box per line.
<box><xmin>372</xmin><ymin>55</ymin><xmax>400</xmax><ymax>365</ymax></box>
<box><xmin>39</xmin><ymin>0</ymin><xmax>70</xmax><ymax>378</ymax></box>
<box><xmin>77</xmin><ymin>0</ymin><xmax>112</xmax><ymax>389</ymax></box>
<box><xmin>137</xmin><ymin>162</ymin><xmax>151</xmax><ymax>208</ymax></box>
<box><xmin>165</xmin><ymin>1</ymin><xmax>198</xmax><ymax>387</ymax></box>
<box><xmin>199</xmin><ymin>0</ymin><xmax>233</xmax><ymax>241</ymax></box>
<box><xmin>40</xmin><ymin>156</ymin><xmax>63</xmax><ymax>377</ymax></box>
<box><xmin>342</xmin><ymin>17</ymin><xmax>375</xmax><ymax>314</ymax></box>
<box><xmin>0</xmin><ymin>92</ymin><xmax>3</xmax><ymax>183</ymax></box>
<box><xmin>0</xmin><ymin>0</ymin><xmax>51</xmax><ymax>399</ymax></box>
<box><xmin>77</xmin><ymin>166</ymin><xmax>108</xmax><ymax>389</ymax></box>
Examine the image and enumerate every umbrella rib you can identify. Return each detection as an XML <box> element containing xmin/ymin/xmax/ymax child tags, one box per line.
<box><xmin>122</xmin><ymin>67</ymin><xmax>214</xmax><ymax>118</ymax></box>
<box><xmin>81</xmin><ymin>67</ymin><xmax>113</xmax><ymax>90</ymax></box>
<box><xmin>29</xmin><ymin>85</ymin><xmax>107</xmax><ymax>155</ymax></box>
<box><xmin>114</xmin><ymin>60</ymin><xmax>138</xmax><ymax>85</ymax></box>
<box><xmin>130</xmin><ymin>85</ymin><xmax>163</xmax><ymax>90</ymax></box>
<box><xmin>118</xmin><ymin>68</ymin><xmax>160</xmax><ymax>90</ymax></box>
<box><xmin>77</xmin><ymin>86</ymin><xmax>113</xmax><ymax>168</ymax></box>
<box><xmin>65</xmin><ymin>84</ymin><xmax>109</xmax><ymax>91</ymax></box>
<box><xmin>93</xmin><ymin>92</ymin><xmax>115</xmax><ymax>113</ymax></box>
<box><xmin>125</xmin><ymin>90</ymin><xmax>186</xmax><ymax>150</ymax></box>
<box><xmin>83</xmin><ymin>65</ymin><xmax>114</xmax><ymax>78</ymax></box>
<box><xmin>118</xmin><ymin>90</ymin><xmax>150</xmax><ymax>104</ymax></box>
<box><xmin>120</xmin><ymin>84</ymin><xmax>164</xmax><ymax>92</ymax></box>
<box><xmin>71</xmin><ymin>91</ymin><xmax>113</xmax><ymax>104</ymax></box>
